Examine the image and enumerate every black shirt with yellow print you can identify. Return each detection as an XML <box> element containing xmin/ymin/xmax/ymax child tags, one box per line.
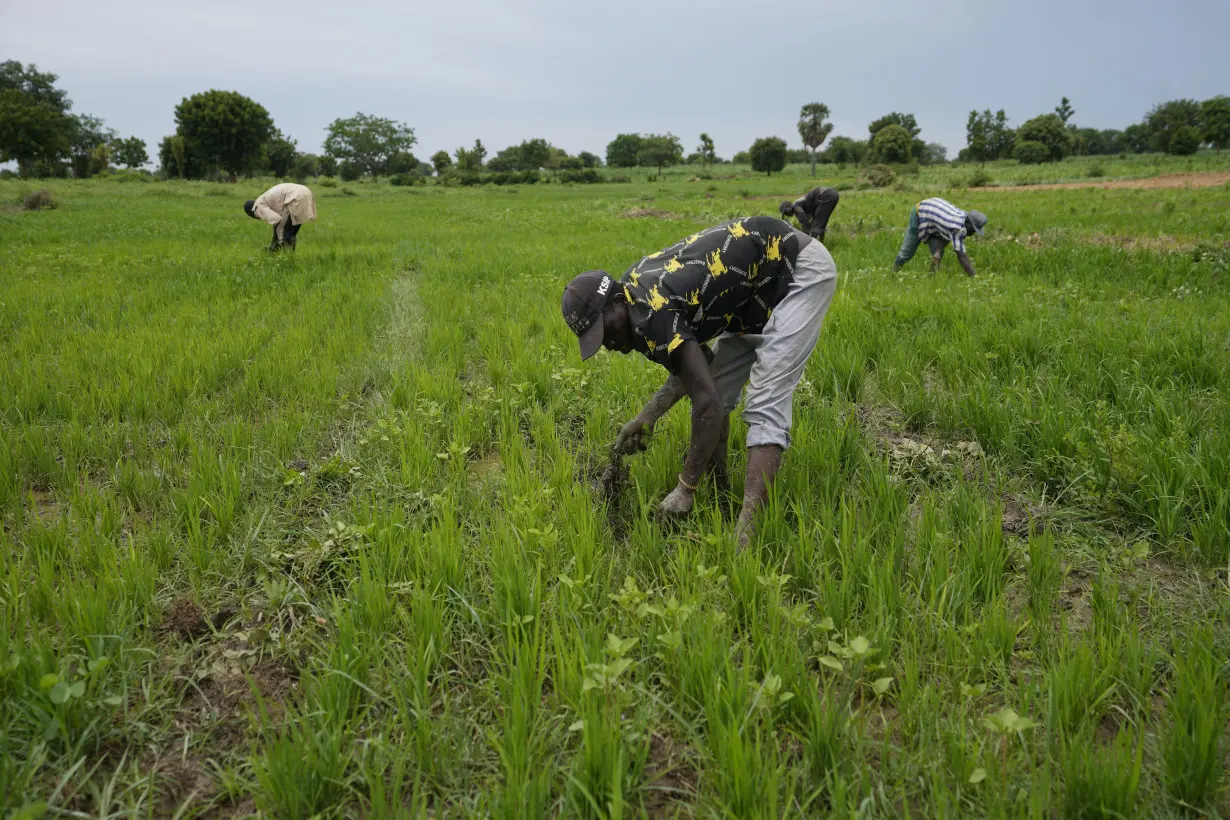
<box><xmin>620</xmin><ymin>216</ymin><xmax>812</xmax><ymax>373</ymax></box>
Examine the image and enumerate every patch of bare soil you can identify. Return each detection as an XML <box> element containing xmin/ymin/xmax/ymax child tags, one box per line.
<box><xmin>1059</xmin><ymin>565</ymin><xmax>1095</xmax><ymax>633</ymax></box>
<box><xmin>622</xmin><ymin>208</ymin><xmax>680</xmax><ymax>219</ymax></box>
<box><xmin>974</xmin><ymin>171</ymin><xmax>1230</xmax><ymax>192</ymax></box>
<box><xmin>468</xmin><ymin>449</ymin><xmax>503</xmax><ymax>484</ymax></box>
<box><xmin>1000</xmin><ymin>494</ymin><xmax>1048</xmax><ymax>538</ymax></box>
<box><xmin>160</xmin><ymin>598</ymin><xmax>210</xmax><ymax>641</ymax></box>
<box><xmin>642</xmin><ymin>731</ymin><xmax>699</xmax><ymax>818</ymax></box>
<box><xmin>995</xmin><ymin>231</ymin><xmax>1227</xmax><ymax>253</ymax></box>
<box><xmin>28</xmin><ymin>489</ymin><xmax>64</xmax><ymax>522</ymax></box>
<box><xmin>150</xmin><ymin>756</ymin><xmax>216</xmax><ymax>815</ymax></box>
<box><xmin>856</xmin><ymin>404</ymin><xmax>985</xmax><ymax>483</ymax></box>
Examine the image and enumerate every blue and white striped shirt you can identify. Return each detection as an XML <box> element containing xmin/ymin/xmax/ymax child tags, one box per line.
<box><xmin>916</xmin><ymin>198</ymin><xmax>969</xmax><ymax>254</ymax></box>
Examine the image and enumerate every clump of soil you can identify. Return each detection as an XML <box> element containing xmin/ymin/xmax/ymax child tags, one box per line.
<box><xmin>161</xmin><ymin>598</ymin><xmax>209</xmax><ymax>641</ymax></box>
<box><xmin>1000</xmin><ymin>493</ymin><xmax>1047</xmax><ymax>537</ymax></box>
<box><xmin>622</xmin><ymin>208</ymin><xmax>679</xmax><ymax>219</ymax></box>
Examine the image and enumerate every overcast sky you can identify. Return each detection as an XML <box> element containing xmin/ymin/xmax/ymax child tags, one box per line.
<box><xmin>2</xmin><ymin>0</ymin><xmax>1228</xmax><ymax>166</ymax></box>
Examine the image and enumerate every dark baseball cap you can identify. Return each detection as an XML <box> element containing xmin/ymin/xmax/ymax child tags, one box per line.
<box><xmin>561</xmin><ymin>270</ymin><xmax>616</xmax><ymax>360</ymax></box>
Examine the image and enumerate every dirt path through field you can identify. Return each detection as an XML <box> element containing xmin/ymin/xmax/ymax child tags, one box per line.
<box><xmin>973</xmin><ymin>171</ymin><xmax>1230</xmax><ymax>192</ymax></box>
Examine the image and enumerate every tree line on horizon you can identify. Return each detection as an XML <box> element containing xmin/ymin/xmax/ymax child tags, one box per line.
<box><xmin>3</xmin><ymin>60</ymin><xmax>1228</xmax><ymax>183</ymax></box>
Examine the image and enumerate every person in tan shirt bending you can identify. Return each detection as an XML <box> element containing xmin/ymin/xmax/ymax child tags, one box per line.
<box><xmin>243</xmin><ymin>182</ymin><xmax>317</xmax><ymax>251</ymax></box>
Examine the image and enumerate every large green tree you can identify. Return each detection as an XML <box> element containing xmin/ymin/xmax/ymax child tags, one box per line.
<box><xmin>519</xmin><ymin>138</ymin><xmax>550</xmax><ymax>170</ymax></box>
<box><xmin>0</xmin><ymin>61</ymin><xmax>75</xmax><ymax>174</ymax></box>
<box><xmin>1122</xmin><ymin>123</ymin><xmax>1152</xmax><ymax>154</ymax></box>
<box><xmin>431</xmin><ymin>150</ymin><xmax>452</xmax><ymax>174</ymax></box>
<box><xmin>1016</xmin><ymin>113</ymin><xmax>1072</xmax><ymax>161</ymax></box>
<box><xmin>1144</xmin><ymin>99</ymin><xmax>1202</xmax><ymax>154</ymax></box>
<box><xmin>264</xmin><ymin>130</ymin><xmax>298</xmax><ymax>178</ymax></box>
<box><xmin>68</xmin><ymin>114</ymin><xmax>115</xmax><ymax>178</ymax></box>
<box><xmin>797</xmin><ymin>103</ymin><xmax>834</xmax><ymax>176</ymax></box>
<box><xmin>869</xmin><ymin>112</ymin><xmax>925</xmax><ymax>159</ymax></box>
<box><xmin>158</xmin><ymin>134</ymin><xmax>205</xmax><ymax>179</ymax></box>
<box><xmin>637</xmin><ymin>133</ymin><xmax>683</xmax><ymax>173</ymax></box>
<box><xmin>821</xmin><ymin>136</ymin><xmax>868</xmax><ymax>165</ymax></box>
<box><xmin>749</xmin><ymin>136</ymin><xmax>787</xmax><ymax>176</ymax></box>
<box><xmin>323</xmin><ymin>112</ymin><xmax>416</xmax><ymax>177</ymax></box>
<box><xmin>112</xmin><ymin>136</ymin><xmax>149</xmax><ymax>169</ymax></box>
<box><xmin>605</xmin><ymin>133</ymin><xmax>643</xmax><ymax>168</ymax></box>
<box><xmin>484</xmin><ymin>139</ymin><xmax>551</xmax><ymax>172</ymax></box>
<box><xmin>1200</xmin><ymin>96</ymin><xmax>1230</xmax><ymax>151</ymax></box>
<box><xmin>965</xmin><ymin>109</ymin><xmax>1014</xmax><ymax>163</ymax></box>
<box><xmin>175</xmin><ymin>90</ymin><xmax>273</xmax><ymax>182</ymax></box>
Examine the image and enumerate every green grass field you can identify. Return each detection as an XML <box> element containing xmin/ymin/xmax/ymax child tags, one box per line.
<box><xmin>2</xmin><ymin>157</ymin><xmax>1229</xmax><ymax>818</ymax></box>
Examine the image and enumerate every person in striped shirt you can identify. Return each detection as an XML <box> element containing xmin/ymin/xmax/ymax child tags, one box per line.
<box><xmin>892</xmin><ymin>197</ymin><xmax>987</xmax><ymax>276</ymax></box>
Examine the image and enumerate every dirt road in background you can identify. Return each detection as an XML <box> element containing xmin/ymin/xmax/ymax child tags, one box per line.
<box><xmin>975</xmin><ymin>171</ymin><xmax>1230</xmax><ymax>192</ymax></box>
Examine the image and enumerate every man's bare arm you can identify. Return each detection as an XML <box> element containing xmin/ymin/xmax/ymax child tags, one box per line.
<box><xmin>615</xmin><ymin>347</ymin><xmax>714</xmax><ymax>453</ymax></box>
<box><xmin>673</xmin><ymin>342</ymin><xmax>724</xmax><ymax>488</ymax></box>
<box><xmin>956</xmin><ymin>250</ymin><xmax>977</xmax><ymax>277</ymax></box>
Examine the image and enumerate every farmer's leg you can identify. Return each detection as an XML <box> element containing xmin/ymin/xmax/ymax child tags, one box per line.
<box><xmin>737</xmin><ymin>240</ymin><xmax>838</xmax><ymax>544</ymax></box>
<box><xmin>810</xmin><ymin>188</ymin><xmax>839</xmax><ymax>242</ymax></box>
<box><xmin>893</xmin><ymin>206</ymin><xmax>921</xmax><ymax>269</ymax></box>
<box><xmin>284</xmin><ymin>219</ymin><xmax>301</xmax><ymax>250</ymax></box>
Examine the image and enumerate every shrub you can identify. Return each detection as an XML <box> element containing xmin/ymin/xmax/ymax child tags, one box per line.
<box><xmin>110</xmin><ymin>170</ymin><xmax>152</xmax><ymax>184</ymax></box>
<box><xmin>609</xmin><ymin>175</ymin><xmax>631</xmax><ymax>183</ymax></box>
<box><xmin>559</xmin><ymin>168</ymin><xmax>602</xmax><ymax>184</ymax></box>
<box><xmin>389</xmin><ymin>173</ymin><xmax>415</xmax><ymax>186</ymax></box>
<box><xmin>862</xmin><ymin>164</ymin><xmax>895</xmax><ymax>188</ymax></box>
<box><xmin>339</xmin><ymin>161</ymin><xmax>362</xmax><ymax>182</ymax></box>
<box><xmin>0</xmin><ymin>169</ymin><xmax>16</xmax><ymax>180</ymax></box>
<box><xmin>1086</xmin><ymin>163</ymin><xmax>1105</xmax><ymax>178</ymax></box>
<box><xmin>967</xmin><ymin>168</ymin><xmax>994</xmax><ymax>187</ymax></box>
<box><xmin>872</xmin><ymin>125</ymin><xmax>913</xmax><ymax>163</ymax></box>
<box><xmin>22</xmin><ymin>189</ymin><xmax>57</xmax><ymax>210</ymax></box>
<box><xmin>340</xmin><ymin>187</ymin><xmax>357</xmax><ymax>197</ymax></box>
<box><xmin>317</xmin><ymin>177</ymin><xmax>337</xmax><ymax>188</ymax></box>
<box><xmin>1168</xmin><ymin>125</ymin><xmax>1202</xmax><ymax>156</ymax></box>
<box><xmin>1017</xmin><ymin>113</ymin><xmax>1073</xmax><ymax>160</ymax></box>
<box><xmin>1014</xmin><ymin>140</ymin><xmax>1049</xmax><ymax>165</ymax></box>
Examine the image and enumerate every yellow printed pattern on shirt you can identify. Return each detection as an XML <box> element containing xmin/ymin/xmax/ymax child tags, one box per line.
<box><xmin>647</xmin><ymin>285</ymin><xmax>668</xmax><ymax>311</ymax></box>
<box><xmin>765</xmin><ymin>236</ymin><xmax>782</xmax><ymax>261</ymax></box>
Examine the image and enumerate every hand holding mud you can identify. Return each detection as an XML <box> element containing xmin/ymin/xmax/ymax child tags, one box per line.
<box><xmin>614</xmin><ymin>418</ymin><xmax>653</xmax><ymax>455</ymax></box>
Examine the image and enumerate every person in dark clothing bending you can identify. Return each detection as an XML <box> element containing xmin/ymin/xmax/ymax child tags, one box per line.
<box><xmin>780</xmin><ymin>186</ymin><xmax>839</xmax><ymax>241</ymax></box>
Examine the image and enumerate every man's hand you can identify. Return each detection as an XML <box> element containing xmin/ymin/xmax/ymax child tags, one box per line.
<box><xmin>659</xmin><ymin>482</ymin><xmax>695</xmax><ymax>518</ymax></box>
<box><xmin>614</xmin><ymin>418</ymin><xmax>652</xmax><ymax>455</ymax></box>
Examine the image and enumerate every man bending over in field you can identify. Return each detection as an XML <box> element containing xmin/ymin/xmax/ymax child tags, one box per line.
<box><xmin>561</xmin><ymin>217</ymin><xmax>837</xmax><ymax>547</ymax></box>
<box><xmin>243</xmin><ymin>182</ymin><xmax>317</xmax><ymax>251</ymax></box>
<box><xmin>780</xmin><ymin>186</ymin><xmax>840</xmax><ymax>242</ymax></box>
<box><xmin>892</xmin><ymin>197</ymin><xmax>987</xmax><ymax>276</ymax></box>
